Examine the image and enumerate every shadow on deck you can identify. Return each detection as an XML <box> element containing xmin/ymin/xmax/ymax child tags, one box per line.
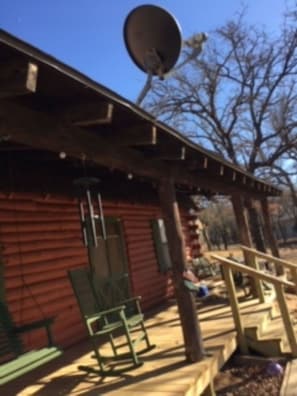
<box><xmin>3</xmin><ymin>295</ymin><xmax>265</xmax><ymax>396</ymax></box>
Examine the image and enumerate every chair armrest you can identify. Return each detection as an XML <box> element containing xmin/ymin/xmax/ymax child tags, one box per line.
<box><xmin>86</xmin><ymin>305</ymin><xmax>126</xmax><ymax>334</ymax></box>
<box><xmin>120</xmin><ymin>296</ymin><xmax>142</xmax><ymax>314</ymax></box>
<box><xmin>120</xmin><ymin>296</ymin><xmax>141</xmax><ymax>305</ymax></box>
<box><xmin>14</xmin><ymin>318</ymin><xmax>54</xmax><ymax>333</ymax></box>
<box><xmin>14</xmin><ymin>317</ymin><xmax>55</xmax><ymax>347</ymax></box>
<box><xmin>86</xmin><ymin>305</ymin><xmax>125</xmax><ymax>323</ymax></box>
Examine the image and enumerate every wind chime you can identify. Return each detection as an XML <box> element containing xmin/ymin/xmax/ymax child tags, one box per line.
<box><xmin>73</xmin><ymin>177</ymin><xmax>106</xmax><ymax>247</ymax></box>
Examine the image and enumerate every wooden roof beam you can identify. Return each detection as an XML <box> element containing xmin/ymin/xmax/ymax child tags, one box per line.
<box><xmin>157</xmin><ymin>146</ymin><xmax>186</xmax><ymax>161</ymax></box>
<box><xmin>0</xmin><ymin>60</ymin><xmax>38</xmax><ymax>98</ymax></box>
<box><xmin>185</xmin><ymin>156</ymin><xmax>209</xmax><ymax>171</ymax></box>
<box><xmin>109</xmin><ymin>124</ymin><xmax>157</xmax><ymax>146</ymax></box>
<box><xmin>61</xmin><ymin>102</ymin><xmax>114</xmax><ymax>126</ymax></box>
<box><xmin>0</xmin><ymin>101</ymin><xmax>277</xmax><ymax>197</ymax></box>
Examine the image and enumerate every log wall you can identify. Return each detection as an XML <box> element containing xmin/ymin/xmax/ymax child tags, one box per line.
<box><xmin>0</xmin><ymin>192</ymin><xmax>194</xmax><ymax>350</ymax></box>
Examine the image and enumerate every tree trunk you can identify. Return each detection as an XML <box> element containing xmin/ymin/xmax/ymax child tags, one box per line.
<box><xmin>158</xmin><ymin>177</ymin><xmax>205</xmax><ymax>362</ymax></box>
<box><xmin>245</xmin><ymin>198</ymin><xmax>266</xmax><ymax>253</ymax></box>
<box><xmin>260</xmin><ymin>198</ymin><xmax>283</xmax><ymax>275</ymax></box>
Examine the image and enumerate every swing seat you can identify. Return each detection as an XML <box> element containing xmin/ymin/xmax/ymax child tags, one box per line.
<box><xmin>0</xmin><ymin>301</ymin><xmax>62</xmax><ymax>385</ymax></box>
<box><xmin>68</xmin><ymin>268</ymin><xmax>155</xmax><ymax>376</ymax></box>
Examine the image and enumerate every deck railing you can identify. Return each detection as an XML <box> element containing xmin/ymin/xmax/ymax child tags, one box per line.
<box><xmin>210</xmin><ymin>253</ymin><xmax>297</xmax><ymax>358</ymax></box>
<box><xmin>240</xmin><ymin>245</ymin><xmax>297</xmax><ymax>294</ymax></box>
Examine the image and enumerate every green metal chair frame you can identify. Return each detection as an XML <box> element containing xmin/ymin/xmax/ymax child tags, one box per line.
<box><xmin>68</xmin><ymin>268</ymin><xmax>154</xmax><ymax>376</ymax></box>
<box><xmin>0</xmin><ymin>301</ymin><xmax>62</xmax><ymax>385</ymax></box>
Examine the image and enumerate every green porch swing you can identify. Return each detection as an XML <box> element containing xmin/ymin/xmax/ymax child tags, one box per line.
<box><xmin>0</xmin><ymin>257</ymin><xmax>62</xmax><ymax>385</ymax></box>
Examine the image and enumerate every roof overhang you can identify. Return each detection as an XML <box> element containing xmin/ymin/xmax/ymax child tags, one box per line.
<box><xmin>0</xmin><ymin>29</ymin><xmax>281</xmax><ymax>198</ymax></box>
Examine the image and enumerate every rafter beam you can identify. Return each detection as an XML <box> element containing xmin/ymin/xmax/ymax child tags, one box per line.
<box><xmin>183</xmin><ymin>156</ymin><xmax>209</xmax><ymax>171</ymax></box>
<box><xmin>157</xmin><ymin>146</ymin><xmax>186</xmax><ymax>161</ymax></box>
<box><xmin>0</xmin><ymin>101</ymin><xmax>276</xmax><ymax>197</ymax></box>
<box><xmin>61</xmin><ymin>102</ymin><xmax>113</xmax><ymax>126</ymax></box>
<box><xmin>108</xmin><ymin>124</ymin><xmax>157</xmax><ymax>146</ymax></box>
<box><xmin>0</xmin><ymin>60</ymin><xmax>38</xmax><ymax>98</ymax></box>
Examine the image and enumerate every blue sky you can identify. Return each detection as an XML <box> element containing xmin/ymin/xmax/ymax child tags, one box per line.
<box><xmin>0</xmin><ymin>0</ymin><xmax>292</xmax><ymax>102</ymax></box>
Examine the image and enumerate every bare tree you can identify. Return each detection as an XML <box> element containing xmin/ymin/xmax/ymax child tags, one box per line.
<box><xmin>143</xmin><ymin>7</ymin><xmax>297</xmax><ymax>250</ymax></box>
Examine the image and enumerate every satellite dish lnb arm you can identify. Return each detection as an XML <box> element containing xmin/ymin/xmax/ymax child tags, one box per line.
<box><xmin>136</xmin><ymin>72</ymin><xmax>153</xmax><ymax>106</ymax></box>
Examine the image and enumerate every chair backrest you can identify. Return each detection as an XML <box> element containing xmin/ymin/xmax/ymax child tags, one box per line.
<box><xmin>68</xmin><ymin>268</ymin><xmax>134</xmax><ymax>322</ymax></box>
<box><xmin>0</xmin><ymin>301</ymin><xmax>23</xmax><ymax>362</ymax></box>
<box><xmin>91</xmin><ymin>272</ymin><xmax>130</xmax><ymax>311</ymax></box>
<box><xmin>68</xmin><ymin>267</ymin><xmax>100</xmax><ymax>318</ymax></box>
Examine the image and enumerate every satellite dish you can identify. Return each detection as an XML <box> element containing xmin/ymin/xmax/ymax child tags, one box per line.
<box><xmin>124</xmin><ymin>5</ymin><xmax>182</xmax><ymax>78</ymax></box>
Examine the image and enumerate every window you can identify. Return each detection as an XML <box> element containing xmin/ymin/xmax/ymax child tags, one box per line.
<box><xmin>151</xmin><ymin>219</ymin><xmax>172</xmax><ymax>273</ymax></box>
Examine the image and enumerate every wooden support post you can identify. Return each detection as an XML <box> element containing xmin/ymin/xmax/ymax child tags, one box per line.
<box><xmin>223</xmin><ymin>266</ymin><xmax>249</xmax><ymax>354</ymax></box>
<box><xmin>231</xmin><ymin>193</ymin><xmax>265</xmax><ymax>302</ymax></box>
<box><xmin>291</xmin><ymin>267</ymin><xmax>297</xmax><ymax>295</ymax></box>
<box><xmin>260</xmin><ymin>197</ymin><xmax>283</xmax><ymax>275</ymax></box>
<box><xmin>275</xmin><ymin>283</ymin><xmax>297</xmax><ymax>357</ymax></box>
<box><xmin>245</xmin><ymin>197</ymin><xmax>266</xmax><ymax>253</ymax></box>
<box><xmin>158</xmin><ymin>177</ymin><xmax>205</xmax><ymax>362</ymax></box>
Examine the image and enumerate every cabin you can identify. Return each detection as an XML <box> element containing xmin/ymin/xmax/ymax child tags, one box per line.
<box><xmin>2</xmin><ymin>30</ymin><xmax>297</xmax><ymax>395</ymax></box>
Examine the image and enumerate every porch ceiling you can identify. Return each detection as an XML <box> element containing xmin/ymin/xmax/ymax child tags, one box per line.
<box><xmin>0</xmin><ymin>29</ymin><xmax>281</xmax><ymax>198</ymax></box>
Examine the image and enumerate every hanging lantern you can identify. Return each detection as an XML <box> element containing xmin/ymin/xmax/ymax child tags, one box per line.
<box><xmin>73</xmin><ymin>177</ymin><xmax>106</xmax><ymax>247</ymax></box>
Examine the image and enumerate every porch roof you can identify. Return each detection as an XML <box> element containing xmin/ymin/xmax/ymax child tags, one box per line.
<box><xmin>0</xmin><ymin>29</ymin><xmax>281</xmax><ymax>197</ymax></box>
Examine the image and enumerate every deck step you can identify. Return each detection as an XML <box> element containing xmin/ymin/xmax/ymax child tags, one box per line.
<box><xmin>243</xmin><ymin>305</ymin><xmax>276</xmax><ymax>339</ymax></box>
<box><xmin>245</xmin><ymin>314</ymin><xmax>297</xmax><ymax>357</ymax></box>
<box><xmin>247</xmin><ymin>337</ymin><xmax>284</xmax><ymax>357</ymax></box>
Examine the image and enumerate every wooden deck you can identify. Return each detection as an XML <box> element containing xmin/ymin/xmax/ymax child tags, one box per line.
<box><xmin>3</xmin><ymin>296</ymin><xmax>268</xmax><ymax>396</ymax></box>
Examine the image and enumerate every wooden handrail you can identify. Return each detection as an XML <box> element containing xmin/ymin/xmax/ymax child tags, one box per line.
<box><xmin>240</xmin><ymin>245</ymin><xmax>297</xmax><ymax>270</ymax></box>
<box><xmin>240</xmin><ymin>245</ymin><xmax>297</xmax><ymax>294</ymax></box>
<box><xmin>211</xmin><ymin>254</ymin><xmax>295</xmax><ymax>288</ymax></box>
<box><xmin>210</xmin><ymin>254</ymin><xmax>297</xmax><ymax>358</ymax></box>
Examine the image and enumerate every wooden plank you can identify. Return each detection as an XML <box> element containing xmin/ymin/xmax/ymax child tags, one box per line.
<box><xmin>2</xmin><ymin>296</ymin><xmax>239</xmax><ymax>395</ymax></box>
<box><xmin>222</xmin><ymin>266</ymin><xmax>249</xmax><ymax>354</ymax></box>
<box><xmin>275</xmin><ymin>284</ymin><xmax>297</xmax><ymax>357</ymax></box>
<box><xmin>0</xmin><ymin>61</ymin><xmax>38</xmax><ymax>98</ymax></box>
<box><xmin>62</xmin><ymin>102</ymin><xmax>113</xmax><ymax>126</ymax></box>
<box><xmin>280</xmin><ymin>359</ymin><xmax>297</xmax><ymax>396</ymax></box>
<box><xmin>107</xmin><ymin>125</ymin><xmax>157</xmax><ymax>146</ymax></box>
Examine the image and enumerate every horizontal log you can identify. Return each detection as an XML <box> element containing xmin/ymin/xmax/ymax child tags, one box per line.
<box><xmin>5</xmin><ymin>247</ymin><xmax>86</xmax><ymax>267</ymax></box>
<box><xmin>0</xmin><ymin>221</ymin><xmax>80</xmax><ymax>233</ymax></box>
<box><xmin>3</xmin><ymin>239</ymin><xmax>83</xmax><ymax>255</ymax></box>
<box><xmin>0</xmin><ymin>230</ymin><xmax>81</xmax><ymax>243</ymax></box>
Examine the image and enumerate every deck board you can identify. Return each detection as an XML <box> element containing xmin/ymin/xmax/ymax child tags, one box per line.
<box><xmin>3</xmin><ymin>297</ymin><xmax>267</xmax><ymax>396</ymax></box>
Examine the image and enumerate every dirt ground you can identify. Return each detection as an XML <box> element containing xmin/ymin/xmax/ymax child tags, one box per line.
<box><xmin>210</xmin><ymin>244</ymin><xmax>297</xmax><ymax>396</ymax></box>
<box><xmin>214</xmin><ymin>355</ymin><xmax>287</xmax><ymax>396</ymax></box>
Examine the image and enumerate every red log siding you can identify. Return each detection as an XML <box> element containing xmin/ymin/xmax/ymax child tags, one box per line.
<box><xmin>0</xmin><ymin>192</ymin><xmax>194</xmax><ymax>350</ymax></box>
